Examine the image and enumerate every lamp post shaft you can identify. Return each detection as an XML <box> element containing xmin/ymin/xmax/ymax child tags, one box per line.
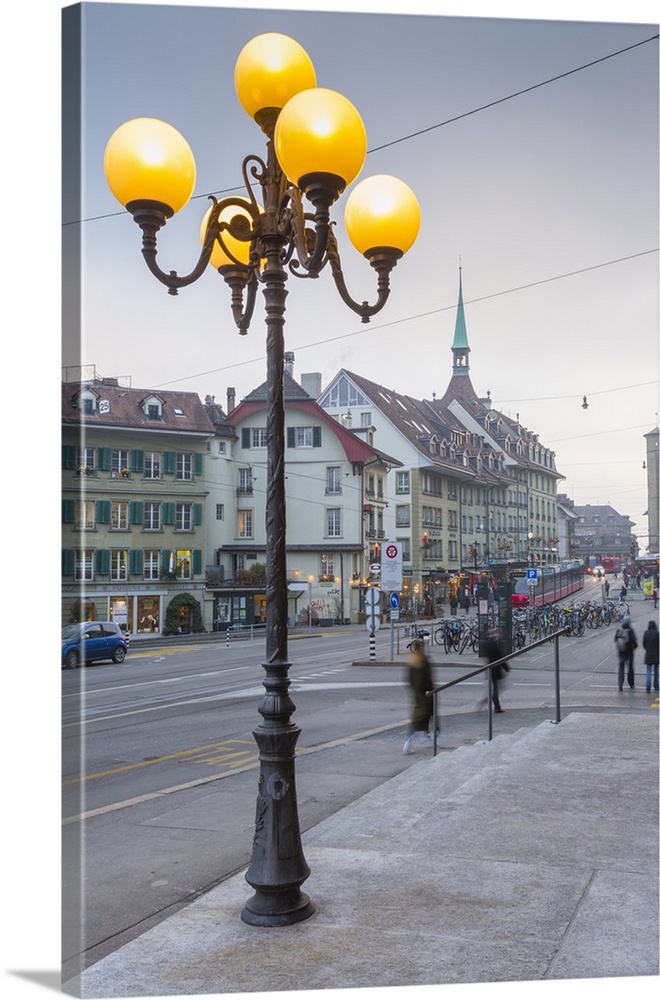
<box><xmin>241</xmin><ymin>241</ymin><xmax>315</xmax><ymax>926</ymax></box>
<box><xmin>106</xmin><ymin>54</ymin><xmax>418</xmax><ymax>930</ymax></box>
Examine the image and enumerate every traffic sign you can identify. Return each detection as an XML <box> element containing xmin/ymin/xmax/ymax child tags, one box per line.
<box><xmin>366</xmin><ymin>615</ymin><xmax>381</xmax><ymax>633</ymax></box>
<box><xmin>389</xmin><ymin>592</ymin><xmax>399</xmax><ymax>610</ymax></box>
<box><xmin>526</xmin><ymin>568</ymin><xmax>538</xmax><ymax>587</ymax></box>
<box><xmin>381</xmin><ymin>542</ymin><xmax>403</xmax><ymax>591</ymax></box>
<box><xmin>364</xmin><ymin>587</ymin><xmax>380</xmax><ymax>610</ymax></box>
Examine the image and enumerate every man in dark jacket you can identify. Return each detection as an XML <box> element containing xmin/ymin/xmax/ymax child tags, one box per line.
<box><xmin>482</xmin><ymin>628</ymin><xmax>509</xmax><ymax>713</ymax></box>
<box><xmin>614</xmin><ymin>614</ymin><xmax>637</xmax><ymax>691</ymax></box>
<box><xmin>642</xmin><ymin>620</ymin><xmax>659</xmax><ymax>693</ymax></box>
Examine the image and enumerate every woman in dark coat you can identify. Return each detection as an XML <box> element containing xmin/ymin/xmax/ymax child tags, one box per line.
<box><xmin>642</xmin><ymin>620</ymin><xmax>659</xmax><ymax>693</ymax></box>
<box><xmin>403</xmin><ymin>638</ymin><xmax>433</xmax><ymax>754</ymax></box>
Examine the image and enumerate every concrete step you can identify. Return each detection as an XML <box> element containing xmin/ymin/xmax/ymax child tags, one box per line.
<box><xmin>310</xmin><ymin>723</ymin><xmax>553</xmax><ymax>849</ymax></box>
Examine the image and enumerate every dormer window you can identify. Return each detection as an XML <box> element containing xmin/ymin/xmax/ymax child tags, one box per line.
<box><xmin>141</xmin><ymin>394</ymin><xmax>164</xmax><ymax>420</ymax></box>
<box><xmin>76</xmin><ymin>388</ymin><xmax>99</xmax><ymax>415</ymax></box>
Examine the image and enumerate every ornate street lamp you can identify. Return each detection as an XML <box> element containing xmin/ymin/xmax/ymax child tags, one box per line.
<box><xmin>104</xmin><ymin>32</ymin><xmax>420</xmax><ymax>927</ymax></box>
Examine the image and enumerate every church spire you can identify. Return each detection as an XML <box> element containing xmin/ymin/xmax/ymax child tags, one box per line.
<box><xmin>451</xmin><ymin>267</ymin><xmax>470</xmax><ymax>375</ymax></box>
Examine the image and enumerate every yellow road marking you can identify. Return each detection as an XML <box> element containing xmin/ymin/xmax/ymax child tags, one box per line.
<box><xmin>63</xmin><ymin>739</ymin><xmax>256</xmax><ymax>785</ymax></box>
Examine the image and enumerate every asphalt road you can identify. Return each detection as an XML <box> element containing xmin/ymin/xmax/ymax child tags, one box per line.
<box><xmin>61</xmin><ymin>585</ymin><xmax>657</xmax><ymax>981</ymax></box>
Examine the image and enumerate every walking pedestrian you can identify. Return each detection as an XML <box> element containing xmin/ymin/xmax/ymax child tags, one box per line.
<box><xmin>402</xmin><ymin>638</ymin><xmax>434</xmax><ymax>754</ymax></box>
<box><xmin>614</xmin><ymin>614</ymin><xmax>638</xmax><ymax>691</ymax></box>
<box><xmin>653</xmin><ymin>586</ymin><xmax>658</xmax><ymax>609</ymax></box>
<box><xmin>642</xmin><ymin>620</ymin><xmax>659</xmax><ymax>693</ymax></box>
<box><xmin>482</xmin><ymin>627</ymin><xmax>509</xmax><ymax>713</ymax></box>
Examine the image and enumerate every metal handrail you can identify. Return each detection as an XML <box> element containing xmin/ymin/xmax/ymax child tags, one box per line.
<box><xmin>428</xmin><ymin>627</ymin><xmax>570</xmax><ymax>755</ymax></box>
<box><xmin>225</xmin><ymin>622</ymin><xmax>268</xmax><ymax>645</ymax></box>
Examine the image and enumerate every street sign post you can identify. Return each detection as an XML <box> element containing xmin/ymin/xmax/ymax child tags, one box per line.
<box><xmin>364</xmin><ymin>587</ymin><xmax>380</xmax><ymax>660</ymax></box>
<box><xmin>388</xmin><ymin>590</ymin><xmax>401</xmax><ymax>660</ymax></box>
<box><xmin>380</xmin><ymin>542</ymin><xmax>403</xmax><ymax>592</ymax></box>
<box><xmin>526</xmin><ymin>567</ymin><xmax>538</xmax><ymax>607</ymax></box>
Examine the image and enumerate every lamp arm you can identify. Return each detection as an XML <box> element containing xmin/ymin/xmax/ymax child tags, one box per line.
<box><xmin>126</xmin><ymin>200</ymin><xmax>216</xmax><ymax>296</ymax></box>
<box><xmin>325</xmin><ymin>227</ymin><xmax>401</xmax><ymax>323</ymax></box>
<box><xmin>285</xmin><ymin>186</ymin><xmax>329</xmax><ymax>278</ymax></box>
<box><xmin>224</xmin><ymin>266</ymin><xmax>259</xmax><ymax>336</ymax></box>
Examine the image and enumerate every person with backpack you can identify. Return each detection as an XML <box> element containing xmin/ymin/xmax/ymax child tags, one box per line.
<box><xmin>642</xmin><ymin>620</ymin><xmax>659</xmax><ymax>693</ymax></box>
<box><xmin>614</xmin><ymin>614</ymin><xmax>638</xmax><ymax>691</ymax></box>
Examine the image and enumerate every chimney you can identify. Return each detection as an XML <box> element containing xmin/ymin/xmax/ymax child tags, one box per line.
<box><xmin>284</xmin><ymin>351</ymin><xmax>295</xmax><ymax>378</ymax></box>
<box><xmin>227</xmin><ymin>387</ymin><xmax>236</xmax><ymax>413</ymax></box>
<box><xmin>301</xmin><ymin>372</ymin><xmax>322</xmax><ymax>398</ymax></box>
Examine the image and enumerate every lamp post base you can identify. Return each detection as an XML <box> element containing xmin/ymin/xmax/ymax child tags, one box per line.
<box><xmin>241</xmin><ymin>889</ymin><xmax>315</xmax><ymax>927</ymax></box>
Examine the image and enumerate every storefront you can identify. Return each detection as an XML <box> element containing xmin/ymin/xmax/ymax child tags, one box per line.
<box><xmin>62</xmin><ymin>583</ymin><xmax>210</xmax><ymax>635</ymax></box>
<box><xmin>211</xmin><ymin>589</ymin><xmax>267</xmax><ymax>631</ymax></box>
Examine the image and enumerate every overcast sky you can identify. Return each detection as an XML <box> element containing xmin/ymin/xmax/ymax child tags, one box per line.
<box><xmin>60</xmin><ymin>0</ymin><xmax>659</xmax><ymax>550</ymax></box>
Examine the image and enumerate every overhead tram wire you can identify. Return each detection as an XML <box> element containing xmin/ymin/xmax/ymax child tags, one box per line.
<box><xmin>151</xmin><ymin>248</ymin><xmax>659</xmax><ymax>389</ymax></box>
<box><xmin>368</xmin><ymin>33</ymin><xmax>660</xmax><ymax>154</ymax></box>
<box><xmin>63</xmin><ymin>33</ymin><xmax>659</xmax><ymax>229</ymax></box>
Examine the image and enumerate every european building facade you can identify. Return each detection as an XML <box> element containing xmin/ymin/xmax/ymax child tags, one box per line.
<box><xmin>62</xmin><ymin>379</ymin><xmax>214</xmax><ymax>634</ymax></box>
<box><xmin>63</xmin><ymin>276</ymin><xmax>647</xmax><ymax>634</ymax></box>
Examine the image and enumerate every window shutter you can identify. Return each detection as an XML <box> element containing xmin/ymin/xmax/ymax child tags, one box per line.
<box><xmin>162</xmin><ymin>502</ymin><xmax>176</xmax><ymax>525</ymax></box>
<box><xmin>129</xmin><ymin>549</ymin><xmax>144</xmax><ymax>575</ymax></box>
<box><xmin>242</xmin><ymin>428</ymin><xmax>251</xmax><ymax>449</ymax></box>
<box><xmin>313</xmin><ymin>426</ymin><xmax>322</xmax><ymax>447</ymax></box>
<box><xmin>62</xmin><ymin>499</ymin><xmax>75</xmax><ymax>523</ymax></box>
<box><xmin>163</xmin><ymin>451</ymin><xmax>177</xmax><ymax>474</ymax></box>
<box><xmin>96</xmin><ymin>500</ymin><xmax>111</xmax><ymax>524</ymax></box>
<box><xmin>95</xmin><ymin>550</ymin><xmax>110</xmax><ymax>576</ymax></box>
<box><xmin>97</xmin><ymin>501</ymin><xmax>111</xmax><ymax>524</ymax></box>
<box><xmin>287</xmin><ymin>427</ymin><xmax>296</xmax><ymax>448</ymax></box>
<box><xmin>192</xmin><ymin>549</ymin><xmax>203</xmax><ymax>575</ymax></box>
<box><xmin>62</xmin><ymin>549</ymin><xmax>75</xmax><ymax>576</ymax></box>
<box><xmin>161</xmin><ymin>549</ymin><xmax>172</xmax><ymax>573</ymax></box>
<box><xmin>129</xmin><ymin>501</ymin><xmax>144</xmax><ymax>525</ymax></box>
<box><xmin>131</xmin><ymin>450</ymin><xmax>144</xmax><ymax>473</ymax></box>
<box><xmin>194</xmin><ymin>452</ymin><xmax>203</xmax><ymax>476</ymax></box>
<box><xmin>62</xmin><ymin>445</ymin><xmax>77</xmax><ymax>469</ymax></box>
<box><xmin>98</xmin><ymin>448</ymin><xmax>112</xmax><ymax>471</ymax></box>
<box><xmin>193</xmin><ymin>503</ymin><xmax>203</xmax><ymax>526</ymax></box>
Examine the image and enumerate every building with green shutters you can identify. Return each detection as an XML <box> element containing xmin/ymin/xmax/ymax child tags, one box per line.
<box><xmin>62</xmin><ymin>374</ymin><xmax>213</xmax><ymax>634</ymax></box>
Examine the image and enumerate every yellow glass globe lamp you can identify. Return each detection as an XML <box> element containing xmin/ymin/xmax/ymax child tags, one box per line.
<box><xmin>344</xmin><ymin>174</ymin><xmax>421</xmax><ymax>256</ymax></box>
<box><xmin>274</xmin><ymin>88</ymin><xmax>367</xmax><ymax>200</ymax></box>
<box><xmin>235</xmin><ymin>33</ymin><xmax>316</xmax><ymax>123</ymax></box>
<box><xmin>104</xmin><ymin>117</ymin><xmax>196</xmax><ymax>215</ymax></box>
<box><xmin>200</xmin><ymin>201</ymin><xmax>259</xmax><ymax>269</ymax></box>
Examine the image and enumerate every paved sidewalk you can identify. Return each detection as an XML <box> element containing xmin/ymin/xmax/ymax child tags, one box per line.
<box><xmin>67</xmin><ymin>709</ymin><xmax>659</xmax><ymax>999</ymax></box>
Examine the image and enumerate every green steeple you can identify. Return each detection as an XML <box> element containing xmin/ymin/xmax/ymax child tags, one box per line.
<box><xmin>451</xmin><ymin>268</ymin><xmax>470</xmax><ymax>374</ymax></box>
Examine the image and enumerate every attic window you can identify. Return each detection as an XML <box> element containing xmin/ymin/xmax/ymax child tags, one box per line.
<box><xmin>142</xmin><ymin>395</ymin><xmax>163</xmax><ymax>420</ymax></box>
<box><xmin>173</xmin><ymin>406</ymin><xmax>185</xmax><ymax>416</ymax></box>
<box><xmin>78</xmin><ymin>389</ymin><xmax>97</xmax><ymax>415</ymax></box>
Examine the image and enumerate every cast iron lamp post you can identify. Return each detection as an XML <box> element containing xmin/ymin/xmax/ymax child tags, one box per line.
<box><xmin>104</xmin><ymin>31</ymin><xmax>420</xmax><ymax>927</ymax></box>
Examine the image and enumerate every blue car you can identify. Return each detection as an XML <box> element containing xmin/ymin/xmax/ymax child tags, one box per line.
<box><xmin>62</xmin><ymin>621</ymin><xmax>129</xmax><ymax>669</ymax></box>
